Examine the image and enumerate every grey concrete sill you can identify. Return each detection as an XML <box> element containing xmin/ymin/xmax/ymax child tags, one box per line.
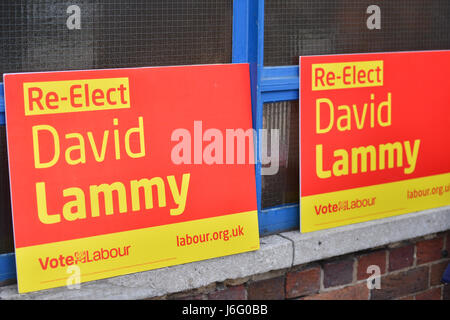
<box><xmin>1</xmin><ymin>206</ymin><xmax>449</xmax><ymax>300</ymax></box>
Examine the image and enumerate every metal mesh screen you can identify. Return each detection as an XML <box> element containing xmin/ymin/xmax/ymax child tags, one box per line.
<box><xmin>0</xmin><ymin>0</ymin><xmax>233</xmax><ymax>77</ymax></box>
<box><xmin>0</xmin><ymin>1</ymin><xmax>232</xmax><ymax>253</ymax></box>
<box><xmin>0</xmin><ymin>127</ymin><xmax>13</xmax><ymax>254</ymax></box>
<box><xmin>264</xmin><ymin>0</ymin><xmax>450</xmax><ymax>66</ymax></box>
<box><xmin>262</xmin><ymin>101</ymin><xmax>299</xmax><ymax>209</ymax></box>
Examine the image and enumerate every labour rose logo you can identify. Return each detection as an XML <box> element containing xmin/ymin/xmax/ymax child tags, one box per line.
<box><xmin>74</xmin><ymin>251</ymin><xmax>87</xmax><ymax>264</ymax></box>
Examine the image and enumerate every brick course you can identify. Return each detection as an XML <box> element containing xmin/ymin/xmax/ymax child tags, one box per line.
<box><xmin>357</xmin><ymin>250</ymin><xmax>386</xmax><ymax>280</ymax></box>
<box><xmin>370</xmin><ymin>266</ymin><xmax>429</xmax><ymax>300</ymax></box>
<box><xmin>323</xmin><ymin>258</ymin><xmax>354</xmax><ymax>288</ymax></box>
<box><xmin>160</xmin><ymin>231</ymin><xmax>450</xmax><ymax>300</ymax></box>
<box><xmin>416</xmin><ymin>236</ymin><xmax>444</xmax><ymax>265</ymax></box>
<box><xmin>388</xmin><ymin>244</ymin><xmax>414</xmax><ymax>271</ymax></box>
<box><xmin>247</xmin><ymin>276</ymin><xmax>285</xmax><ymax>300</ymax></box>
<box><xmin>285</xmin><ymin>266</ymin><xmax>320</xmax><ymax>298</ymax></box>
<box><xmin>302</xmin><ymin>283</ymin><xmax>369</xmax><ymax>300</ymax></box>
<box><xmin>430</xmin><ymin>260</ymin><xmax>450</xmax><ymax>286</ymax></box>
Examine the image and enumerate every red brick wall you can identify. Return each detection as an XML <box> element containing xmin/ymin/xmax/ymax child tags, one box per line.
<box><xmin>155</xmin><ymin>230</ymin><xmax>450</xmax><ymax>300</ymax></box>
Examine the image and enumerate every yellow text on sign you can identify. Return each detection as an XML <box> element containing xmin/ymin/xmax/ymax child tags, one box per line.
<box><xmin>312</xmin><ymin>61</ymin><xmax>383</xmax><ymax>91</ymax></box>
<box><xmin>24</xmin><ymin>78</ymin><xmax>130</xmax><ymax>115</ymax></box>
<box><xmin>15</xmin><ymin>210</ymin><xmax>259</xmax><ymax>293</ymax></box>
<box><xmin>301</xmin><ymin>172</ymin><xmax>450</xmax><ymax>232</ymax></box>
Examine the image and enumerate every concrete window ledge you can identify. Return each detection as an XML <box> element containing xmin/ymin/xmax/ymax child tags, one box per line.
<box><xmin>1</xmin><ymin>206</ymin><xmax>449</xmax><ymax>300</ymax></box>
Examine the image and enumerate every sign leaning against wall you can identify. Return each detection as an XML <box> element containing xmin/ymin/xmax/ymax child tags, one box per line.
<box><xmin>4</xmin><ymin>64</ymin><xmax>259</xmax><ymax>293</ymax></box>
<box><xmin>299</xmin><ymin>51</ymin><xmax>450</xmax><ymax>233</ymax></box>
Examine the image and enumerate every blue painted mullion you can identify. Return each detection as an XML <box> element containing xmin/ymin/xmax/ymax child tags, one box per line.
<box><xmin>255</xmin><ymin>2</ymin><xmax>300</xmax><ymax>234</ymax></box>
<box><xmin>255</xmin><ymin>0</ymin><xmax>265</xmax><ymax>223</ymax></box>
<box><xmin>260</xmin><ymin>65</ymin><xmax>300</xmax><ymax>103</ymax></box>
<box><xmin>261</xmin><ymin>90</ymin><xmax>299</xmax><ymax>103</ymax></box>
<box><xmin>0</xmin><ymin>252</ymin><xmax>16</xmax><ymax>283</ymax></box>
<box><xmin>259</xmin><ymin>204</ymin><xmax>299</xmax><ymax>235</ymax></box>
<box><xmin>0</xmin><ymin>83</ymin><xmax>5</xmax><ymax>125</ymax></box>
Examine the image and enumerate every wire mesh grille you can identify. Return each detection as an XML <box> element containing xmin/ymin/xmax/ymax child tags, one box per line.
<box><xmin>0</xmin><ymin>127</ymin><xmax>12</xmax><ymax>254</ymax></box>
<box><xmin>262</xmin><ymin>101</ymin><xmax>299</xmax><ymax>209</ymax></box>
<box><xmin>264</xmin><ymin>0</ymin><xmax>450</xmax><ymax>66</ymax></box>
<box><xmin>0</xmin><ymin>1</ymin><xmax>233</xmax><ymax>77</ymax></box>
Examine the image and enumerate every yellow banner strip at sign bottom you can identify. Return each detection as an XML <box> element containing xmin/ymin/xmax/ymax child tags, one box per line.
<box><xmin>301</xmin><ymin>172</ymin><xmax>450</xmax><ymax>233</ymax></box>
<box><xmin>15</xmin><ymin>210</ymin><xmax>259</xmax><ymax>293</ymax></box>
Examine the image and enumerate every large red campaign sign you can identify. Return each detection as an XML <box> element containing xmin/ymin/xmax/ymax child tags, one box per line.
<box><xmin>299</xmin><ymin>51</ymin><xmax>450</xmax><ymax>232</ymax></box>
<box><xmin>4</xmin><ymin>64</ymin><xmax>259</xmax><ymax>293</ymax></box>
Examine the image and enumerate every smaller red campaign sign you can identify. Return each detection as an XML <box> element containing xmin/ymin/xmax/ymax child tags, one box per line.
<box><xmin>4</xmin><ymin>64</ymin><xmax>259</xmax><ymax>293</ymax></box>
<box><xmin>299</xmin><ymin>51</ymin><xmax>450</xmax><ymax>232</ymax></box>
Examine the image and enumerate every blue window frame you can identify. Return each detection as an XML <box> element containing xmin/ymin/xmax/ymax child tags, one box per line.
<box><xmin>0</xmin><ymin>0</ymin><xmax>300</xmax><ymax>283</ymax></box>
<box><xmin>234</xmin><ymin>0</ymin><xmax>300</xmax><ymax>235</ymax></box>
<box><xmin>0</xmin><ymin>253</ymin><xmax>15</xmax><ymax>284</ymax></box>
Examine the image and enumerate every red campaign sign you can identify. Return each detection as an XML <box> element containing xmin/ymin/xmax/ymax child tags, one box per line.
<box><xmin>299</xmin><ymin>51</ymin><xmax>450</xmax><ymax>232</ymax></box>
<box><xmin>5</xmin><ymin>64</ymin><xmax>260</xmax><ymax>293</ymax></box>
<box><xmin>4</xmin><ymin>64</ymin><xmax>258</xmax><ymax>248</ymax></box>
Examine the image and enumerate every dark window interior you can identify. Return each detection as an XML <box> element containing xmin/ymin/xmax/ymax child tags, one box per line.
<box><xmin>264</xmin><ymin>0</ymin><xmax>450</xmax><ymax>66</ymax></box>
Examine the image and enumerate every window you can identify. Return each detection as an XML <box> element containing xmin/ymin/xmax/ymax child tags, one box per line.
<box><xmin>264</xmin><ymin>0</ymin><xmax>450</xmax><ymax>66</ymax></box>
<box><xmin>0</xmin><ymin>0</ymin><xmax>233</xmax><ymax>77</ymax></box>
